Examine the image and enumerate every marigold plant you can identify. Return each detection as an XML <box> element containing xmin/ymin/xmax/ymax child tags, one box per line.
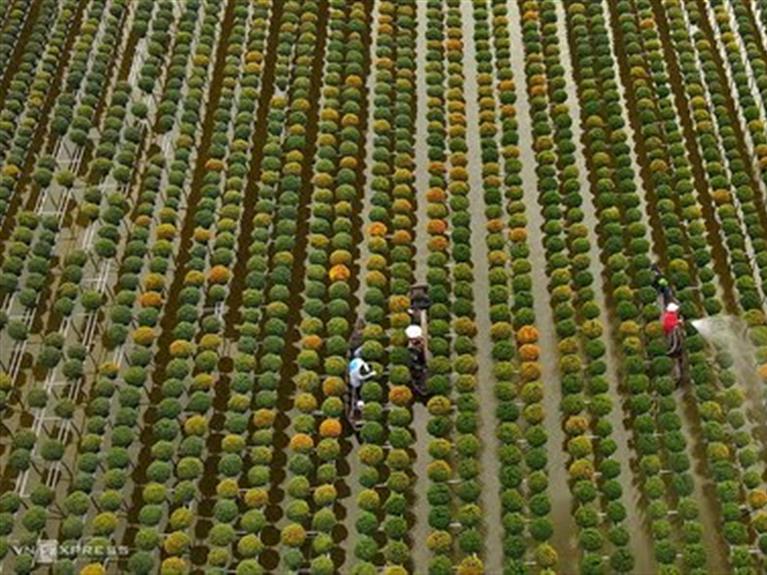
<box><xmin>319</xmin><ymin>418</ymin><xmax>342</xmax><ymax>438</ymax></box>
<box><xmin>244</xmin><ymin>488</ymin><xmax>268</xmax><ymax>508</ymax></box>
<box><xmin>132</xmin><ymin>327</ymin><xmax>155</xmax><ymax>346</ymax></box>
<box><xmin>160</xmin><ymin>557</ymin><xmax>187</xmax><ymax>575</ymax></box>
<box><xmin>208</xmin><ymin>265</ymin><xmax>231</xmax><ymax>284</ymax></box>
<box><xmin>139</xmin><ymin>292</ymin><xmax>163</xmax><ymax>308</ymax></box>
<box><xmin>329</xmin><ymin>264</ymin><xmax>350</xmax><ymax>282</ymax></box>
<box><xmin>516</xmin><ymin>325</ymin><xmax>538</xmax><ymax>344</ymax></box>
<box><xmin>388</xmin><ymin>385</ymin><xmax>412</xmax><ymax>406</ymax></box>
<box><xmin>289</xmin><ymin>433</ymin><xmax>314</xmax><ymax>453</ymax></box>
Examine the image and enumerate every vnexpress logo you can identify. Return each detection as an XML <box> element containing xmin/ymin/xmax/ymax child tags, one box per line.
<box><xmin>10</xmin><ymin>541</ymin><xmax>129</xmax><ymax>562</ymax></box>
<box><xmin>36</xmin><ymin>540</ymin><xmax>57</xmax><ymax>564</ymax></box>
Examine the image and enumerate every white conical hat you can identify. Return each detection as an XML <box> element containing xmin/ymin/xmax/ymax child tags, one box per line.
<box><xmin>405</xmin><ymin>324</ymin><xmax>423</xmax><ymax>339</ymax></box>
<box><xmin>666</xmin><ymin>302</ymin><xmax>679</xmax><ymax>312</ymax></box>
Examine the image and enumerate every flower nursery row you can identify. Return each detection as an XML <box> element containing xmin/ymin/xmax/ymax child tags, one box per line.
<box><xmin>2</xmin><ymin>0</ymin><xmax>767</xmax><ymax>574</ymax></box>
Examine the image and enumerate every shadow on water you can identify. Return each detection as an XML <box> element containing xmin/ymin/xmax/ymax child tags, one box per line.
<box><xmin>188</xmin><ymin>0</ymin><xmax>286</xmax><ymax>568</ymax></box>
<box><xmin>690</xmin><ymin>0</ymin><xmax>767</xmax><ymax>257</ymax></box>
<box><xmin>647</xmin><ymin>0</ymin><xmax>738</xmax><ymax>315</ymax></box>
<box><xmin>0</xmin><ymin>0</ymin><xmax>45</xmax><ymax>108</ymax></box>
<box><xmin>0</xmin><ymin>0</ymin><xmax>90</xmax><ymax>254</ymax></box>
<box><xmin>120</xmin><ymin>0</ymin><xmax>237</xmax><ymax>558</ymax></box>
<box><xmin>259</xmin><ymin>0</ymin><xmax>330</xmax><ymax>571</ymax></box>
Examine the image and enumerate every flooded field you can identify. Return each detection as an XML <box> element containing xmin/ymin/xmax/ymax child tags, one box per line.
<box><xmin>1</xmin><ymin>0</ymin><xmax>767</xmax><ymax>573</ymax></box>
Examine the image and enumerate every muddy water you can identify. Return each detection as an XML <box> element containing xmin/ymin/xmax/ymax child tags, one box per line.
<box><xmin>668</xmin><ymin>4</ymin><xmax>767</xmax><ymax>568</ymax></box>
<box><xmin>608</xmin><ymin>3</ymin><xmax>734</xmax><ymax>569</ymax></box>
<box><xmin>506</xmin><ymin>0</ymin><xmax>578</xmax><ymax>564</ymax></box>
<box><xmin>0</xmin><ymin>0</ymin><xmax>135</xmax><ymax>491</ymax></box>
<box><xmin>459</xmin><ymin>4</ymin><xmax>504</xmax><ymax>573</ymax></box>
<box><xmin>581</xmin><ymin>2</ymin><xmax>728</xmax><ymax>571</ymax></box>
<box><xmin>673</xmin><ymin>385</ymin><xmax>731</xmax><ymax>575</ymax></box>
<box><xmin>408</xmin><ymin>1</ymin><xmax>432</xmax><ymax>573</ymax></box>
<box><xmin>551</xmin><ymin>3</ymin><xmax>656</xmax><ymax>571</ymax></box>
<box><xmin>120</xmin><ymin>0</ymin><xmax>233</xmax><ymax>552</ymax></box>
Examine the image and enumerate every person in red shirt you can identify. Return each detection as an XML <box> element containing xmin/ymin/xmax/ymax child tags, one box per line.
<box><xmin>662</xmin><ymin>302</ymin><xmax>681</xmax><ymax>335</ymax></box>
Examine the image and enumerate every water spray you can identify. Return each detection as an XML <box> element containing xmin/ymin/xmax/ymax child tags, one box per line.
<box><xmin>691</xmin><ymin>315</ymin><xmax>761</xmax><ymax>401</ymax></box>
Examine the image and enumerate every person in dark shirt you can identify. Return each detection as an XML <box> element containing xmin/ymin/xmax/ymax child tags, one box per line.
<box><xmin>406</xmin><ymin>324</ymin><xmax>427</xmax><ymax>395</ymax></box>
<box><xmin>651</xmin><ymin>264</ymin><xmax>673</xmax><ymax>306</ymax></box>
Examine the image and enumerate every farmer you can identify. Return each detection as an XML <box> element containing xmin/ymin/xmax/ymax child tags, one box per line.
<box><xmin>406</xmin><ymin>324</ymin><xmax>428</xmax><ymax>394</ymax></box>
<box><xmin>406</xmin><ymin>323</ymin><xmax>423</xmax><ymax>342</ymax></box>
<box><xmin>348</xmin><ymin>356</ymin><xmax>375</xmax><ymax>409</ymax></box>
<box><xmin>662</xmin><ymin>302</ymin><xmax>682</xmax><ymax>336</ymax></box>
<box><xmin>348</xmin><ymin>356</ymin><xmax>375</xmax><ymax>392</ymax></box>
<box><xmin>348</xmin><ymin>318</ymin><xmax>365</xmax><ymax>359</ymax></box>
<box><xmin>656</xmin><ymin>277</ymin><xmax>672</xmax><ymax>306</ymax></box>
<box><xmin>652</xmin><ymin>264</ymin><xmax>673</xmax><ymax>306</ymax></box>
<box><xmin>410</xmin><ymin>288</ymin><xmax>431</xmax><ymax>313</ymax></box>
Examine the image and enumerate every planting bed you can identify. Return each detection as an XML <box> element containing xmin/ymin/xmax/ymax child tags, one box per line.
<box><xmin>2</xmin><ymin>0</ymin><xmax>767</xmax><ymax>574</ymax></box>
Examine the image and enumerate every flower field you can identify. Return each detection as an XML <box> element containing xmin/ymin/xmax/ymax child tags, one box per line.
<box><xmin>3</xmin><ymin>0</ymin><xmax>767</xmax><ymax>573</ymax></box>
